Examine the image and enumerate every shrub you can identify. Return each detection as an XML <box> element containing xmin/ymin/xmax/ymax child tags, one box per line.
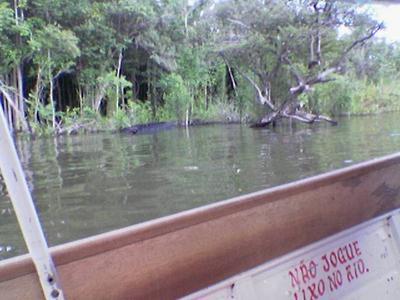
<box><xmin>159</xmin><ymin>73</ymin><xmax>191</xmax><ymax>122</ymax></box>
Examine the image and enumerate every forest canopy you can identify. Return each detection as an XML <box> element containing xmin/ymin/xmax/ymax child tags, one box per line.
<box><xmin>1</xmin><ymin>0</ymin><xmax>399</xmax><ymax>134</ymax></box>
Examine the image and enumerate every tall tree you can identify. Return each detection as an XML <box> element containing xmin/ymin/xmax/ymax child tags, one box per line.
<box><xmin>0</xmin><ymin>1</ymin><xmax>30</xmax><ymax>131</ymax></box>
<box><xmin>214</xmin><ymin>0</ymin><xmax>382</xmax><ymax>126</ymax></box>
<box><xmin>29</xmin><ymin>24</ymin><xmax>80</xmax><ymax>128</ymax></box>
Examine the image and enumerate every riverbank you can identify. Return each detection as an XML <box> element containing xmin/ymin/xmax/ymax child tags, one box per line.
<box><xmin>15</xmin><ymin>107</ymin><xmax>400</xmax><ymax>138</ymax></box>
<box><xmin>13</xmin><ymin>78</ymin><xmax>400</xmax><ymax>138</ymax></box>
<box><xmin>120</xmin><ymin>119</ymin><xmax>242</xmax><ymax>135</ymax></box>
<box><xmin>16</xmin><ymin>101</ymin><xmax>247</xmax><ymax>137</ymax></box>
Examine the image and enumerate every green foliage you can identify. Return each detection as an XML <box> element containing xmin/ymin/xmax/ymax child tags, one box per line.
<box><xmin>160</xmin><ymin>73</ymin><xmax>191</xmax><ymax>122</ymax></box>
<box><xmin>98</xmin><ymin>71</ymin><xmax>133</xmax><ymax>116</ymax></box>
<box><xmin>348</xmin><ymin>79</ymin><xmax>400</xmax><ymax>114</ymax></box>
<box><xmin>177</xmin><ymin>47</ymin><xmax>208</xmax><ymax>89</ymax></box>
<box><xmin>110</xmin><ymin>109</ymin><xmax>131</xmax><ymax>129</ymax></box>
<box><xmin>61</xmin><ymin>106</ymin><xmax>98</xmax><ymax>126</ymax></box>
<box><xmin>1</xmin><ymin>0</ymin><xmax>400</xmax><ymax>134</ymax></box>
<box><xmin>235</xmin><ymin>76</ymin><xmax>262</xmax><ymax>121</ymax></box>
<box><xmin>37</xmin><ymin>103</ymin><xmax>57</xmax><ymax>123</ymax></box>
<box><xmin>62</xmin><ymin>107</ymin><xmax>82</xmax><ymax>126</ymax></box>
<box><xmin>0</xmin><ymin>3</ymin><xmax>20</xmax><ymax>73</ymax></box>
<box><xmin>306</xmin><ymin>76</ymin><xmax>353</xmax><ymax>115</ymax></box>
<box><xmin>29</xmin><ymin>24</ymin><xmax>80</xmax><ymax>72</ymax></box>
<box><xmin>127</xmin><ymin>101</ymin><xmax>153</xmax><ymax>124</ymax></box>
<box><xmin>306</xmin><ymin>75</ymin><xmax>400</xmax><ymax>116</ymax></box>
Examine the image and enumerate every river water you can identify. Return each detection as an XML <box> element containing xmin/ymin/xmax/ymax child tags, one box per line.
<box><xmin>1</xmin><ymin>113</ymin><xmax>400</xmax><ymax>259</ymax></box>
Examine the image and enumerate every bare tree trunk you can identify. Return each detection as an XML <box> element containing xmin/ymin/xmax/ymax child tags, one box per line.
<box><xmin>77</xmin><ymin>86</ymin><xmax>84</xmax><ymax>115</ymax></box>
<box><xmin>184</xmin><ymin>7</ymin><xmax>189</xmax><ymax>38</ymax></box>
<box><xmin>221</xmin><ymin>55</ymin><xmax>238</xmax><ymax>98</ymax></box>
<box><xmin>0</xmin><ymin>80</ymin><xmax>27</xmax><ymax>129</ymax></box>
<box><xmin>94</xmin><ymin>85</ymin><xmax>106</xmax><ymax>112</ymax></box>
<box><xmin>49</xmin><ymin>76</ymin><xmax>56</xmax><ymax>129</ymax></box>
<box><xmin>34</xmin><ymin>67</ymin><xmax>43</xmax><ymax>123</ymax></box>
<box><xmin>12</xmin><ymin>69</ymin><xmax>19</xmax><ymax>130</ymax></box>
<box><xmin>147</xmin><ymin>62</ymin><xmax>156</xmax><ymax>118</ymax></box>
<box><xmin>48</xmin><ymin>50</ymin><xmax>56</xmax><ymax>129</ymax></box>
<box><xmin>116</xmin><ymin>49</ymin><xmax>123</xmax><ymax>113</ymax></box>
<box><xmin>204</xmin><ymin>85</ymin><xmax>208</xmax><ymax>110</ymax></box>
<box><xmin>7</xmin><ymin>100</ymin><xmax>13</xmax><ymax>132</ymax></box>
<box><xmin>12</xmin><ymin>0</ymin><xmax>29</xmax><ymax>132</ymax></box>
<box><xmin>185</xmin><ymin>106</ymin><xmax>189</xmax><ymax>127</ymax></box>
<box><xmin>16</xmin><ymin>65</ymin><xmax>28</xmax><ymax>131</ymax></box>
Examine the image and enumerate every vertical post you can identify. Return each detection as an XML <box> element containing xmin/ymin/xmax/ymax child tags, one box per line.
<box><xmin>0</xmin><ymin>106</ymin><xmax>64</xmax><ymax>299</ymax></box>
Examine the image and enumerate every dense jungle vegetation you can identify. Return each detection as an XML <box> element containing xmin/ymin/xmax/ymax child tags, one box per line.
<box><xmin>1</xmin><ymin>0</ymin><xmax>400</xmax><ymax>135</ymax></box>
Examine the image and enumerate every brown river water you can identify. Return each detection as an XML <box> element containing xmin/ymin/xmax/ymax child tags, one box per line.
<box><xmin>1</xmin><ymin>113</ymin><xmax>400</xmax><ymax>259</ymax></box>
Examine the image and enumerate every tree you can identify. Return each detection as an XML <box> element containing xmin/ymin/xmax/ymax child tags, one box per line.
<box><xmin>0</xmin><ymin>1</ymin><xmax>30</xmax><ymax>132</ymax></box>
<box><xmin>29</xmin><ymin>24</ymin><xmax>80</xmax><ymax>128</ymax></box>
<box><xmin>0</xmin><ymin>0</ymin><xmax>392</xmax><ymax>133</ymax></box>
<box><xmin>214</xmin><ymin>0</ymin><xmax>382</xmax><ymax>126</ymax></box>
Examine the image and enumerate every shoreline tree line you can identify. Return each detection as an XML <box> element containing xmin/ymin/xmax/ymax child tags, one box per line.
<box><xmin>1</xmin><ymin>0</ymin><xmax>400</xmax><ymax>135</ymax></box>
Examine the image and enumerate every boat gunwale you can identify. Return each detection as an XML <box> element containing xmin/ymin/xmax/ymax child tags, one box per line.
<box><xmin>1</xmin><ymin>152</ymin><xmax>400</xmax><ymax>282</ymax></box>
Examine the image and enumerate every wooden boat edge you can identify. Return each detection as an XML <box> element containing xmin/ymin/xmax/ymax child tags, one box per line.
<box><xmin>0</xmin><ymin>152</ymin><xmax>400</xmax><ymax>284</ymax></box>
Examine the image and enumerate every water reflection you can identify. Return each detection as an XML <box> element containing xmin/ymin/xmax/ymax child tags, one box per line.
<box><xmin>1</xmin><ymin>113</ymin><xmax>400</xmax><ymax>259</ymax></box>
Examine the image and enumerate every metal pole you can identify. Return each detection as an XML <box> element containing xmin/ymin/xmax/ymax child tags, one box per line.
<box><xmin>0</xmin><ymin>106</ymin><xmax>64</xmax><ymax>299</ymax></box>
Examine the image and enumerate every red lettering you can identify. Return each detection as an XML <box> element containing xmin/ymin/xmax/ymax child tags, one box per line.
<box><xmin>329</xmin><ymin>252</ymin><xmax>338</xmax><ymax>268</ymax></box>
<box><xmin>346</xmin><ymin>264</ymin><xmax>354</xmax><ymax>282</ymax></box>
<box><xmin>321</xmin><ymin>240</ymin><xmax>362</xmax><ymax>274</ymax></box>
<box><xmin>293</xmin><ymin>280</ymin><xmax>327</xmax><ymax>300</ymax></box>
<box><xmin>337</xmin><ymin>270</ymin><xmax>343</xmax><ymax>285</ymax></box>
<box><xmin>357</xmin><ymin>259</ymin><xmax>366</xmax><ymax>274</ymax></box>
<box><xmin>353</xmin><ymin>241</ymin><xmax>362</xmax><ymax>256</ymax></box>
<box><xmin>337</xmin><ymin>248</ymin><xmax>347</xmax><ymax>264</ymax></box>
<box><xmin>328</xmin><ymin>270</ymin><xmax>343</xmax><ymax>291</ymax></box>
<box><xmin>353</xmin><ymin>261</ymin><xmax>359</xmax><ymax>279</ymax></box>
<box><xmin>293</xmin><ymin>289</ymin><xmax>307</xmax><ymax>300</ymax></box>
<box><xmin>307</xmin><ymin>283</ymin><xmax>318</xmax><ymax>300</ymax></box>
<box><xmin>290</xmin><ymin>260</ymin><xmax>318</xmax><ymax>287</ymax></box>
<box><xmin>309</xmin><ymin>260</ymin><xmax>317</xmax><ymax>278</ymax></box>
<box><xmin>300</xmin><ymin>263</ymin><xmax>310</xmax><ymax>284</ymax></box>
<box><xmin>289</xmin><ymin>269</ymin><xmax>301</xmax><ymax>288</ymax></box>
<box><xmin>346</xmin><ymin>258</ymin><xmax>368</xmax><ymax>283</ymax></box>
<box><xmin>293</xmin><ymin>291</ymin><xmax>299</xmax><ymax>300</ymax></box>
<box><xmin>291</xmin><ymin>241</ymin><xmax>366</xmax><ymax>300</ymax></box>
<box><xmin>302</xmin><ymin>288</ymin><xmax>307</xmax><ymax>300</ymax></box>
<box><xmin>317</xmin><ymin>279</ymin><xmax>325</xmax><ymax>297</ymax></box>
<box><xmin>321</xmin><ymin>255</ymin><xmax>330</xmax><ymax>272</ymax></box>
<box><xmin>344</xmin><ymin>244</ymin><xmax>355</xmax><ymax>261</ymax></box>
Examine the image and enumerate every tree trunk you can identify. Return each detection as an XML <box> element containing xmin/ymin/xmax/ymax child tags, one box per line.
<box><xmin>16</xmin><ymin>65</ymin><xmax>28</xmax><ymax>131</ymax></box>
<box><xmin>115</xmin><ymin>49</ymin><xmax>123</xmax><ymax>113</ymax></box>
<box><xmin>0</xmin><ymin>80</ymin><xmax>27</xmax><ymax>130</ymax></box>
<box><xmin>12</xmin><ymin>0</ymin><xmax>29</xmax><ymax>132</ymax></box>
<box><xmin>94</xmin><ymin>83</ymin><xmax>107</xmax><ymax>113</ymax></box>
<box><xmin>77</xmin><ymin>86</ymin><xmax>84</xmax><ymax>115</ymax></box>
<box><xmin>205</xmin><ymin>85</ymin><xmax>208</xmax><ymax>111</ymax></box>
<box><xmin>34</xmin><ymin>67</ymin><xmax>43</xmax><ymax>123</ymax></box>
<box><xmin>48</xmin><ymin>50</ymin><xmax>56</xmax><ymax>129</ymax></box>
<box><xmin>49</xmin><ymin>75</ymin><xmax>56</xmax><ymax>129</ymax></box>
<box><xmin>185</xmin><ymin>106</ymin><xmax>189</xmax><ymax>127</ymax></box>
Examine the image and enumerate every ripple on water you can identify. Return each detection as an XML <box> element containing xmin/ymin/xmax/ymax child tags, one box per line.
<box><xmin>2</xmin><ymin>114</ymin><xmax>400</xmax><ymax>259</ymax></box>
